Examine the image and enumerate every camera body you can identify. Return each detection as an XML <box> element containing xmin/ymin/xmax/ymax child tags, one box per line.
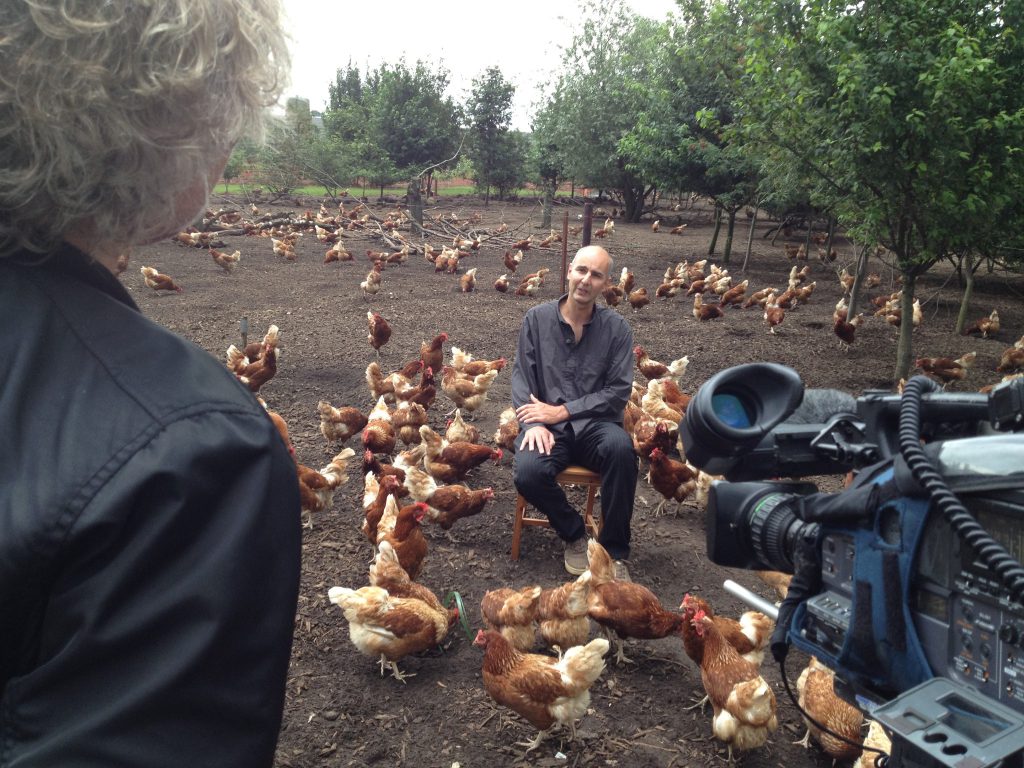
<box><xmin>681</xmin><ymin>363</ymin><xmax>1024</xmax><ymax>767</ymax></box>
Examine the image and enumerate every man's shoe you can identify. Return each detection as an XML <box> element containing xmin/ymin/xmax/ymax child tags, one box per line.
<box><xmin>613</xmin><ymin>560</ymin><xmax>631</xmax><ymax>582</ymax></box>
<box><xmin>564</xmin><ymin>537</ymin><xmax>588</xmax><ymax>575</ymax></box>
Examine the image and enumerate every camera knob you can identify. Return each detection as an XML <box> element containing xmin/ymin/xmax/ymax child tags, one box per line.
<box><xmin>1000</xmin><ymin>624</ymin><xmax>1019</xmax><ymax>645</ymax></box>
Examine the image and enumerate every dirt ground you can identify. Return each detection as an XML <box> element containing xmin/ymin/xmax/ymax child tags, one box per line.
<box><xmin>130</xmin><ymin>192</ymin><xmax>1023</xmax><ymax>768</ymax></box>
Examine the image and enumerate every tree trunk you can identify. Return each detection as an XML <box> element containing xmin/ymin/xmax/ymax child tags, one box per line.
<box><xmin>954</xmin><ymin>253</ymin><xmax>975</xmax><ymax>335</ymax></box>
<box><xmin>722</xmin><ymin>209</ymin><xmax>737</xmax><ymax>265</ymax></box>
<box><xmin>848</xmin><ymin>243</ymin><xmax>869</xmax><ymax>314</ymax></box>
<box><xmin>894</xmin><ymin>271</ymin><xmax>917</xmax><ymax>382</ymax></box>
<box><xmin>741</xmin><ymin>204</ymin><xmax>759</xmax><ymax>273</ymax></box>
<box><xmin>707</xmin><ymin>205</ymin><xmax>722</xmax><ymax>256</ymax></box>
<box><xmin>541</xmin><ymin>184</ymin><xmax>554</xmax><ymax>229</ymax></box>
<box><xmin>407</xmin><ymin>178</ymin><xmax>424</xmax><ymax>235</ymax></box>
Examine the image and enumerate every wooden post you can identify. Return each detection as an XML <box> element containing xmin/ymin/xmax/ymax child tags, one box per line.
<box><xmin>560</xmin><ymin>210</ymin><xmax>570</xmax><ymax>294</ymax></box>
<box><xmin>240</xmin><ymin>316</ymin><xmax>248</xmax><ymax>348</ymax></box>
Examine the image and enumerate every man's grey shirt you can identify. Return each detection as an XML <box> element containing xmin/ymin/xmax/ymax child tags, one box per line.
<box><xmin>511</xmin><ymin>295</ymin><xmax>634</xmax><ymax>435</ymax></box>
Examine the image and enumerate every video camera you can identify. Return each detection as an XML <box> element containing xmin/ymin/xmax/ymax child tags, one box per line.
<box><xmin>680</xmin><ymin>363</ymin><xmax>1024</xmax><ymax>768</ymax></box>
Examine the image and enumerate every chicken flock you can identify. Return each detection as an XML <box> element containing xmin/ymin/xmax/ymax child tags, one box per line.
<box><xmin>125</xmin><ymin>197</ymin><xmax>1023</xmax><ymax>764</ymax></box>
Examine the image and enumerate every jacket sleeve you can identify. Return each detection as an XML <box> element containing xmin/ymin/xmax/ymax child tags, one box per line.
<box><xmin>562</xmin><ymin>319</ymin><xmax>634</xmax><ymax>422</ymax></box>
<box><xmin>1</xmin><ymin>410</ymin><xmax>301</xmax><ymax>768</ymax></box>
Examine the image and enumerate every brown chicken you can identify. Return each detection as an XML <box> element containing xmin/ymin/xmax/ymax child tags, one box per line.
<box><xmin>362</xmin><ymin>472</ymin><xmax>405</xmax><ymax>544</ymax></box>
<box><xmin>323</xmin><ymin>242</ymin><xmax>352</xmax><ymax>263</ymax></box>
<box><xmin>680</xmin><ymin>594</ymin><xmax>773</xmax><ymax>667</ymax></box>
<box><xmin>742</xmin><ymin>286</ymin><xmax>778</xmax><ymax>309</ymax></box>
<box><xmin>140</xmin><ymin>265</ymin><xmax>183</xmax><ymax>293</ymax></box>
<box><xmin>459</xmin><ymin>267</ymin><xmax>477</xmax><ymax>292</ymax></box>
<box><xmin>362</xmin><ymin>396</ymin><xmax>396</xmax><ymax>455</ymax></box>
<box><xmin>719</xmin><ymin>279</ymin><xmax>749</xmax><ymax>307</ymax></box>
<box><xmin>445</xmin><ymin>408</ymin><xmax>480</xmax><ymax>444</ymax></box>
<box><xmin>382</xmin><ymin>401</ymin><xmax>422</xmax><ymax>446</ymax></box>
<box><xmin>634</xmin><ymin>346</ymin><xmax>689</xmax><ymax>382</ymax></box>
<box><xmin>294</xmin><ymin>447</ymin><xmax>357</xmax><ymax>525</ymax></box>
<box><xmin>916</xmin><ymin>351</ymin><xmax>976</xmax><ymax>386</ymax></box>
<box><xmin>503</xmin><ymin>249</ymin><xmax>523</xmax><ymax>273</ymax></box>
<box><xmin>402</xmin><ymin>465</ymin><xmax>495</xmax><ymax>530</ymax></box>
<box><xmin>692</xmin><ymin>610</ymin><xmax>778</xmax><ymax>763</ymax></box>
<box><xmin>648</xmin><ymin>377</ymin><xmax>691</xmax><ymax>413</ymax></box>
<box><xmin>370</xmin><ymin>540</ymin><xmax>446</xmax><ymax>614</ymax></box>
<box><xmin>360</xmin><ymin>263</ymin><xmax>382</xmax><ymax>298</ymax></box>
<box><xmin>328</xmin><ymin>584</ymin><xmax>457</xmax><ymax>682</ymax></box>
<box><xmin>494</xmin><ymin>273</ymin><xmax>510</xmax><ymax>292</ymax></box>
<box><xmin>693</xmin><ymin>293</ymin><xmax>724</xmax><ymax>321</ymax></box>
<box><xmin>796</xmin><ymin>656</ymin><xmax>865</xmax><ymax>762</ymax></box>
<box><xmin>318</xmin><ymin>401</ymin><xmax>368</xmax><ymax>445</ymax></box>
<box><xmin>963</xmin><ymin>309</ymin><xmax>999</xmax><ymax>339</ymax></box>
<box><xmin>450</xmin><ymin>346</ymin><xmax>507</xmax><ymax>376</ymax></box>
<box><xmin>375</xmin><ymin>496</ymin><xmax>429</xmax><ymax>581</ymax></box>
<box><xmin>602</xmin><ymin>284</ymin><xmax>624</xmax><ymax>306</ymax></box>
<box><xmin>646</xmin><ymin>448</ymin><xmax>699</xmax><ymax>514</ymax></box>
<box><xmin>365</xmin><ymin>359</ymin><xmax>423</xmax><ymax>403</ymax></box>
<box><xmin>763</xmin><ymin>295</ymin><xmax>785</xmax><ymax>334</ymax></box>
<box><xmin>394</xmin><ymin>365</ymin><xmax>437</xmax><ymax>410</ymax></box>
<box><xmin>419</xmin><ymin>425</ymin><xmax>502</xmax><ymax>482</ymax></box>
<box><xmin>997</xmin><ymin>346</ymin><xmax>1024</xmax><ymax>373</ymax></box>
<box><xmin>362</xmin><ymin>445</ymin><xmax>422</xmax><ymax>491</ymax></box>
<box><xmin>481</xmin><ymin>586</ymin><xmax>542</xmax><ymax>652</ymax></box>
<box><xmin>235</xmin><ymin>341</ymin><xmax>278</xmax><ymax>393</ymax></box>
<box><xmin>493</xmin><ymin>406</ymin><xmax>520</xmax><ymax>452</ymax></box>
<box><xmin>440</xmin><ymin>366</ymin><xmax>500</xmax><ymax>414</ymax></box>
<box><xmin>755</xmin><ymin>570</ymin><xmax>792</xmax><ymax>601</ymax></box>
<box><xmin>367</xmin><ymin>311</ymin><xmax>392</xmax><ymax>355</ymax></box>
<box><xmin>419</xmin><ymin>332</ymin><xmax>449</xmax><ymax>374</ymax></box>
<box><xmin>209</xmin><ymin>248</ymin><xmax>240</xmax><ymax>273</ymax></box>
<box><xmin>586</xmin><ymin>540</ymin><xmax>685</xmax><ymax>664</ymax></box>
<box><xmin>538</xmin><ymin>571</ymin><xmax>593</xmax><ymax>652</ymax></box>
<box><xmin>833</xmin><ymin>300</ymin><xmax>866</xmax><ymax>351</ymax></box>
<box><xmin>618</xmin><ymin>267</ymin><xmax>635</xmax><ymax>294</ymax></box>
<box><xmin>474</xmin><ymin>629</ymin><xmax>609</xmax><ymax>751</ymax></box>
<box><xmin>627</xmin><ymin>287</ymin><xmax>649</xmax><ymax>311</ymax></box>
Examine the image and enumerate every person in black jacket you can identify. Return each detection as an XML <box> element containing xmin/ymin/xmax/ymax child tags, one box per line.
<box><xmin>0</xmin><ymin>2</ymin><xmax>300</xmax><ymax>766</ymax></box>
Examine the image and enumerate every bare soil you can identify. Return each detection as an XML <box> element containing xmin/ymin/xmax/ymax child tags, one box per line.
<box><xmin>130</xmin><ymin>193</ymin><xmax>1024</xmax><ymax>768</ymax></box>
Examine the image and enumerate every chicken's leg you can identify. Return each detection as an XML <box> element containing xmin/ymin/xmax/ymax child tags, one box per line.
<box><xmin>518</xmin><ymin>727</ymin><xmax>551</xmax><ymax>753</ymax></box>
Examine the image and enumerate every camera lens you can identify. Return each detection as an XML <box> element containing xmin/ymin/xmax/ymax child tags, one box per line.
<box><xmin>748</xmin><ymin>493</ymin><xmax>815</xmax><ymax>572</ymax></box>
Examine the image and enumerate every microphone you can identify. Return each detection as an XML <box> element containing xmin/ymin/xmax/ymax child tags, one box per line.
<box><xmin>786</xmin><ymin>388</ymin><xmax>857</xmax><ymax>425</ymax></box>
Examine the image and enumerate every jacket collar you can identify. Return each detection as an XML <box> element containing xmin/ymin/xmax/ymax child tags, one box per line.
<box><xmin>13</xmin><ymin>242</ymin><xmax>139</xmax><ymax>311</ymax></box>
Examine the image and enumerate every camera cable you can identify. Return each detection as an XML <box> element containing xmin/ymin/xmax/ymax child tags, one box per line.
<box><xmin>899</xmin><ymin>376</ymin><xmax>1024</xmax><ymax>604</ymax></box>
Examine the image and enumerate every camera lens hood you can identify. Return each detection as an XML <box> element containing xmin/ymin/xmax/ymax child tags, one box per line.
<box><xmin>681</xmin><ymin>362</ymin><xmax>805</xmax><ymax>472</ymax></box>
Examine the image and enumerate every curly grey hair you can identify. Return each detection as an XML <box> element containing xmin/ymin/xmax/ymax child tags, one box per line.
<box><xmin>0</xmin><ymin>0</ymin><xmax>289</xmax><ymax>257</ymax></box>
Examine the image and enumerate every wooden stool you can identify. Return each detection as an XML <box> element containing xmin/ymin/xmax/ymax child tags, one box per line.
<box><xmin>512</xmin><ymin>465</ymin><xmax>602</xmax><ymax>560</ymax></box>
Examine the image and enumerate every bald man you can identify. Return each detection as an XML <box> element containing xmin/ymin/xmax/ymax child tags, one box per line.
<box><xmin>511</xmin><ymin>245</ymin><xmax>637</xmax><ymax>578</ymax></box>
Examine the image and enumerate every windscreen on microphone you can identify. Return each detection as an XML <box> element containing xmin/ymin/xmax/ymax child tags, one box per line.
<box><xmin>786</xmin><ymin>388</ymin><xmax>857</xmax><ymax>425</ymax></box>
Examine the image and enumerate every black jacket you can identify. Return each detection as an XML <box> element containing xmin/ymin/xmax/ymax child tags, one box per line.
<box><xmin>0</xmin><ymin>246</ymin><xmax>302</xmax><ymax>767</ymax></box>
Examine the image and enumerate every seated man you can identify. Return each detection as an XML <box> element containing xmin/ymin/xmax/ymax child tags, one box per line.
<box><xmin>511</xmin><ymin>245</ymin><xmax>637</xmax><ymax>578</ymax></box>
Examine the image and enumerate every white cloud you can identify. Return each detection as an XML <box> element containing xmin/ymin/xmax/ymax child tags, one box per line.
<box><xmin>280</xmin><ymin>0</ymin><xmax>677</xmax><ymax>131</ymax></box>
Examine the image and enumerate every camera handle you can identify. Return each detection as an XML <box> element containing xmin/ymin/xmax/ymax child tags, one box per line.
<box><xmin>810</xmin><ymin>415</ymin><xmax>882</xmax><ymax>467</ymax></box>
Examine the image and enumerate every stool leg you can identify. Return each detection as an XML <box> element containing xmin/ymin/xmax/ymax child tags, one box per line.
<box><xmin>584</xmin><ymin>483</ymin><xmax>601</xmax><ymax>537</ymax></box>
<box><xmin>512</xmin><ymin>496</ymin><xmax>526</xmax><ymax>560</ymax></box>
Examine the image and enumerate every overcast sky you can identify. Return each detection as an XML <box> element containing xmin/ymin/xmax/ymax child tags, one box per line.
<box><xmin>280</xmin><ymin>0</ymin><xmax>678</xmax><ymax>131</ymax></box>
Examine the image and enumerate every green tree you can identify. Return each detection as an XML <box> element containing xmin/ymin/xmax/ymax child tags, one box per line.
<box><xmin>466</xmin><ymin>67</ymin><xmax>525</xmax><ymax>203</ymax></box>
<box><xmin>367</xmin><ymin>60</ymin><xmax>462</xmax><ymax>185</ymax></box>
<box><xmin>726</xmin><ymin>0</ymin><xmax>1024</xmax><ymax>380</ymax></box>
<box><xmin>541</xmin><ymin>3</ymin><xmax>667</xmax><ymax>221</ymax></box>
